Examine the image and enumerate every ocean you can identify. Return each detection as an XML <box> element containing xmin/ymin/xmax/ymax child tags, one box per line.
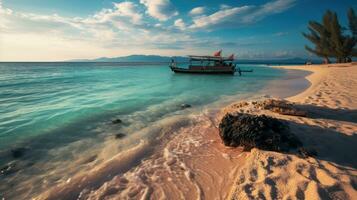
<box><xmin>0</xmin><ymin>62</ymin><xmax>293</xmax><ymax>199</ymax></box>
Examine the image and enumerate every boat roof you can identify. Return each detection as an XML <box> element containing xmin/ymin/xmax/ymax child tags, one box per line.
<box><xmin>188</xmin><ymin>55</ymin><xmax>234</xmax><ymax>61</ymax></box>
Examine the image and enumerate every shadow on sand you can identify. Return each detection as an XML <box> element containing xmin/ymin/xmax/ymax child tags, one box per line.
<box><xmin>289</xmin><ymin>121</ymin><xmax>357</xmax><ymax>168</ymax></box>
<box><xmin>296</xmin><ymin>104</ymin><xmax>357</xmax><ymax>123</ymax></box>
<box><xmin>284</xmin><ymin>104</ymin><xmax>357</xmax><ymax>169</ymax></box>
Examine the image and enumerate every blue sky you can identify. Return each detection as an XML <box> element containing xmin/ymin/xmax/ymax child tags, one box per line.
<box><xmin>0</xmin><ymin>0</ymin><xmax>356</xmax><ymax>61</ymax></box>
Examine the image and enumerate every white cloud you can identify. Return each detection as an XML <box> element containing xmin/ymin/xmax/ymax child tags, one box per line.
<box><xmin>140</xmin><ymin>0</ymin><xmax>178</xmax><ymax>21</ymax></box>
<box><xmin>84</xmin><ymin>2</ymin><xmax>143</xmax><ymax>26</ymax></box>
<box><xmin>189</xmin><ymin>7</ymin><xmax>205</xmax><ymax>16</ymax></box>
<box><xmin>174</xmin><ymin>18</ymin><xmax>185</xmax><ymax>30</ymax></box>
<box><xmin>190</xmin><ymin>0</ymin><xmax>296</xmax><ymax>29</ymax></box>
<box><xmin>114</xmin><ymin>2</ymin><xmax>143</xmax><ymax>24</ymax></box>
<box><xmin>0</xmin><ymin>1</ymin><xmax>12</xmax><ymax>15</ymax></box>
<box><xmin>273</xmin><ymin>32</ymin><xmax>289</xmax><ymax>37</ymax></box>
<box><xmin>0</xmin><ymin>2</ymin><xmax>12</xmax><ymax>29</ymax></box>
<box><xmin>190</xmin><ymin>6</ymin><xmax>252</xmax><ymax>29</ymax></box>
<box><xmin>242</xmin><ymin>0</ymin><xmax>296</xmax><ymax>23</ymax></box>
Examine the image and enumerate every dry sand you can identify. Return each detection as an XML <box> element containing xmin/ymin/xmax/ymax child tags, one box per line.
<box><xmin>228</xmin><ymin>63</ymin><xmax>357</xmax><ymax>200</ymax></box>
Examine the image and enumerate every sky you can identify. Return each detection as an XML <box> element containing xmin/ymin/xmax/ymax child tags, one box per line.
<box><xmin>0</xmin><ymin>0</ymin><xmax>356</xmax><ymax>61</ymax></box>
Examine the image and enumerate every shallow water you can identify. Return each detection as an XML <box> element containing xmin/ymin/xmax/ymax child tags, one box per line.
<box><xmin>0</xmin><ymin>62</ymin><xmax>290</xmax><ymax>199</ymax></box>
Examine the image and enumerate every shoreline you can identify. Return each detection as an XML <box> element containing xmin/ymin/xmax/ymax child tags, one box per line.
<box><xmin>274</xmin><ymin>65</ymin><xmax>329</xmax><ymax>102</ymax></box>
<box><xmin>34</xmin><ymin>65</ymin><xmax>316</xmax><ymax>200</ymax></box>
<box><xmin>261</xmin><ymin>67</ymin><xmax>312</xmax><ymax>99</ymax></box>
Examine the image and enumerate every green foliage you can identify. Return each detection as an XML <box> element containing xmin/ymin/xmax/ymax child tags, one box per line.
<box><xmin>348</xmin><ymin>8</ymin><xmax>357</xmax><ymax>37</ymax></box>
<box><xmin>348</xmin><ymin>8</ymin><xmax>357</xmax><ymax>57</ymax></box>
<box><xmin>303</xmin><ymin>8</ymin><xmax>357</xmax><ymax>63</ymax></box>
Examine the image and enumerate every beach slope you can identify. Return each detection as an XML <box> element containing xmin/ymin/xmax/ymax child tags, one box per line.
<box><xmin>228</xmin><ymin>63</ymin><xmax>357</xmax><ymax>200</ymax></box>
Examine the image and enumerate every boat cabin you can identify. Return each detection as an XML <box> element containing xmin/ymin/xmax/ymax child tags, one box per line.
<box><xmin>170</xmin><ymin>51</ymin><xmax>237</xmax><ymax>75</ymax></box>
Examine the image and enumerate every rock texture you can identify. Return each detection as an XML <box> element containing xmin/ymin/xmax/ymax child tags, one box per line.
<box><xmin>219</xmin><ymin>113</ymin><xmax>302</xmax><ymax>151</ymax></box>
<box><xmin>115</xmin><ymin>133</ymin><xmax>126</xmax><ymax>139</ymax></box>
<box><xmin>11</xmin><ymin>147</ymin><xmax>27</xmax><ymax>158</ymax></box>
<box><xmin>112</xmin><ymin>119</ymin><xmax>122</xmax><ymax>124</ymax></box>
<box><xmin>180</xmin><ymin>104</ymin><xmax>192</xmax><ymax>109</ymax></box>
<box><xmin>0</xmin><ymin>162</ymin><xmax>18</xmax><ymax>176</ymax></box>
<box><xmin>254</xmin><ymin>99</ymin><xmax>307</xmax><ymax>117</ymax></box>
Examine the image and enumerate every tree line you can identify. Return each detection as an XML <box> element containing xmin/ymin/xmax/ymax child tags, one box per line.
<box><xmin>303</xmin><ymin>8</ymin><xmax>357</xmax><ymax>63</ymax></box>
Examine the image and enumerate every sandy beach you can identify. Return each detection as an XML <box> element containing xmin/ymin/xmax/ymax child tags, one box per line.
<box><xmin>228</xmin><ymin>63</ymin><xmax>357</xmax><ymax>200</ymax></box>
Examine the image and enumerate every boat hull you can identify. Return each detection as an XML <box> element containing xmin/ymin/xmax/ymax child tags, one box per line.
<box><xmin>170</xmin><ymin>67</ymin><xmax>235</xmax><ymax>75</ymax></box>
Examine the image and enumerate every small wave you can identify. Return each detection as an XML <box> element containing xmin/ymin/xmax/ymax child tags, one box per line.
<box><xmin>33</xmin><ymin>114</ymin><xmax>197</xmax><ymax>200</ymax></box>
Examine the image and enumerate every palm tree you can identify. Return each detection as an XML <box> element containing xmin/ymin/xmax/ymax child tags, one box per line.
<box><xmin>329</xmin><ymin>12</ymin><xmax>345</xmax><ymax>62</ymax></box>
<box><xmin>347</xmin><ymin>8</ymin><xmax>357</xmax><ymax>60</ymax></box>
<box><xmin>348</xmin><ymin>8</ymin><xmax>357</xmax><ymax>37</ymax></box>
<box><xmin>303</xmin><ymin>8</ymin><xmax>357</xmax><ymax>63</ymax></box>
<box><xmin>303</xmin><ymin>11</ymin><xmax>334</xmax><ymax>63</ymax></box>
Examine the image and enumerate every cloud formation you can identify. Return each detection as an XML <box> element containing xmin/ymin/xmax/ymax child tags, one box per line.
<box><xmin>190</xmin><ymin>0</ymin><xmax>296</xmax><ymax>29</ymax></box>
<box><xmin>190</xmin><ymin>6</ymin><xmax>253</xmax><ymax>29</ymax></box>
<box><xmin>139</xmin><ymin>0</ymin><xmax>178</xmax><ymax>21</ymax></box>
<box><xmin>174</xmin><ymin>18</ymin><xmax>186</xmax><ymax>30</ymax></box>
<box><xmin>189</xmin><ymin>7</ymin><xmax>206</xmax><ymax>16</ymax></box>
<box><xmin>114</xmin><ymin>2</ymin><xmax>143</xmax><ymax>24</ymax></box>
<box><xmin>0</xmin><ymin>0</ymin><xmax>298</xmax><ymax>61</ymax></box>
<box><xmin>0</xmin><ymin>0</ymin><xmax>189</xmax><ymax>61</ymax></box>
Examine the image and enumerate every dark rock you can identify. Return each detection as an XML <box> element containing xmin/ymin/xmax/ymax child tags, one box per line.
<box><xmin>11</xmin><ymin>147</ymin><xmax>27</xmax><ymax>158</ymax></box>
<box><xmin>219</xmin><ymin>113</ymin><xmax>302</xmax><ymax>152</ymax></box>
<box><xmin>0</xmin><ymin>162</ymin><xmax>18</xmax><ymax>176</ymax></box>
<box><xmin>298</xmin><ymin>147</ymin><xmax>318</xmax><ymax>158</ymax></box>
<box><xmin>257</xmin><ymin>99</ymin><xmax>307</xmax><ymax>117</ymax></box>
<box><xmin>115</xmin><ymin>133</ymin><xmax>126</xmax><ymax>139</ymax></box>
<box><xmin>112</xmin><ymin>119</ymin><xmax>122</xmax><ymax>124</ymax></box>
<box><xmin>180</xmin><ymin>104</ymin><xmax>192</xmax><ymax>109</ymax></box>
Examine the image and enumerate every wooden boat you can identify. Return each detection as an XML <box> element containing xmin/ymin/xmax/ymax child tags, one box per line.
<box><xmin>170</xmin><ymin>51</ymin><xmax>252</xmax><ymax>75</ymax></box>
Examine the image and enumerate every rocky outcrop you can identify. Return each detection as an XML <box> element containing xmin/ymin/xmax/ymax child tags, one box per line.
<box><xmin>1</xmin><ymin>162</ymin><xmax>18</xmax><ymax>176</ymax></box>
<box><xmin>254</xmin><ymin>99</ymin><xmax>307</xmax><ymax>117</ymax></box>
<box><xmin>180</xmin><ymin>104</ymin><xmax>192</xmax><ymax>109</ymax></box>
<box><xmin>227</xmin><ymin>99</ymin><xmax>308</xmax><ymax>117</ymax></box>
<box><xmin>219</xmin><ymin>113</ymin><xmax>302</xmax><ymax>151</ymax></box>
<box><xmin>115</xmin><ymin>133</ymin><xmax>126</xmax><ymax>139</ymax></box>
<box><xmin>112</xmin><ymin>119</ymin><xmax>122</xmax><ymax>124</ymax></box>
<box><xmin>11</xmin><ymin>147</ymin><xmax>27</xmax><ymax>158</ymax></box>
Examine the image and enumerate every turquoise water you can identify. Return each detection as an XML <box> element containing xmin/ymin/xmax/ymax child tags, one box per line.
<box><xmin>0</xmin><ymin>63</ymin><xmax>285</xmax><ymax>148</ymax></box>
<box><xmin>0</xmin><ymin>62</ymin><xmax>286</xmax><ymax>198</ymax></box>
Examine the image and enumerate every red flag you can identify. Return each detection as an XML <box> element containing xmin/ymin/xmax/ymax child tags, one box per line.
<box><xmin>213</xmin><ymin>50</ymin><xmax>222</xmax><ymax>57</ymax></box>
<box><xmin>228</xmin><ymin>54</ymin><xmax>234</xmax><ymax>60</ymax></box>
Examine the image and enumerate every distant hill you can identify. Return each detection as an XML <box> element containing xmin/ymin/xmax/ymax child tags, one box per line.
<box><xmin>68</xmin><ymin>55</ymin><xmax>320</xmax><ymax>65</ymax></box>
<box><xmin>69</xmin><ymin>55</ymin><xmax>188</xmax><ymax>63</ymax></box>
